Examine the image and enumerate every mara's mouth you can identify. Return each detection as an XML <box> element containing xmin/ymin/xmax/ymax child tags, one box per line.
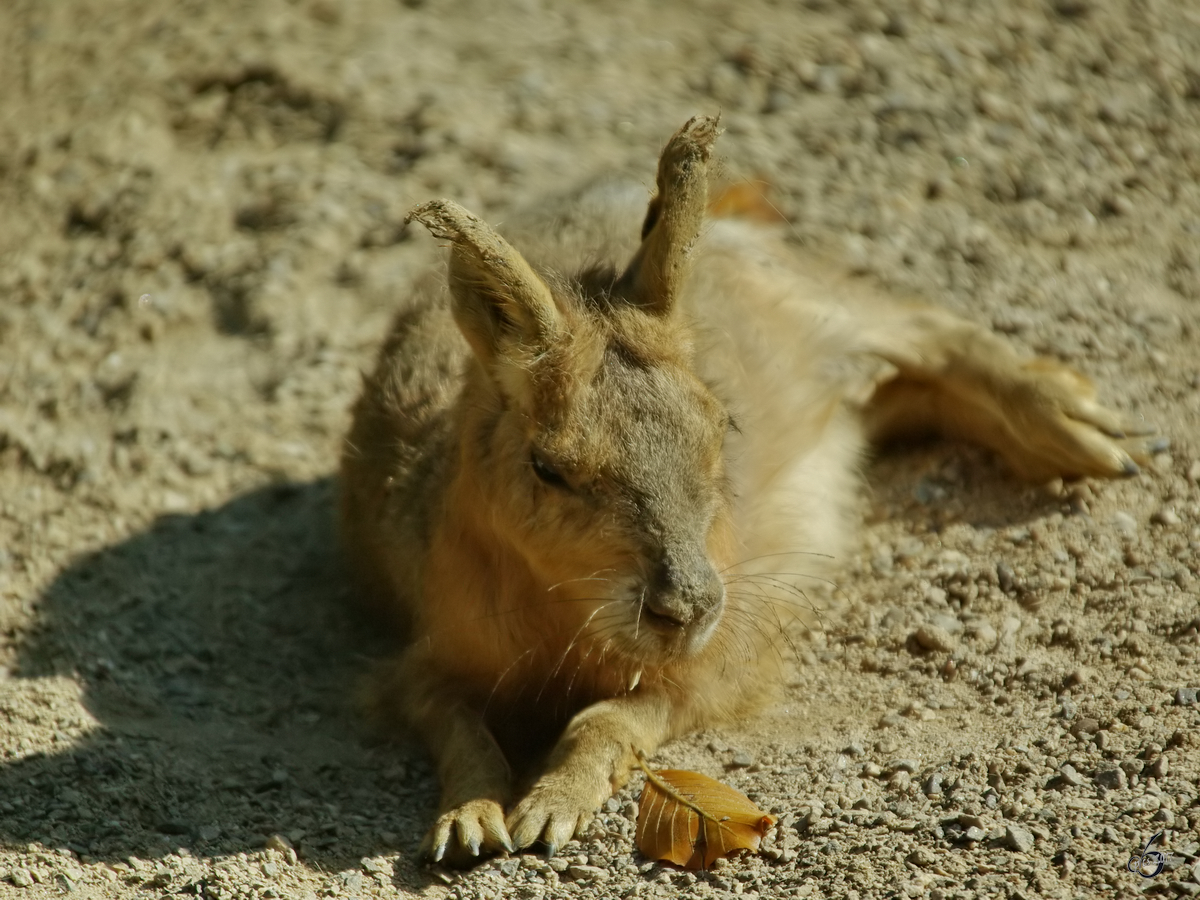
<box><xmin>630</xmin><ymin>590</ymin><xmax>724</xmax><ymax>657</ymax></box>
<box><xmin>640</xmin><ymin>605</ymin><xmax>687</xmax><ymax>631</ymax></box>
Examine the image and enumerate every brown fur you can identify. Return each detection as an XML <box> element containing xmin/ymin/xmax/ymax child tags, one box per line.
<box><xmin>339</xmin><ymin>116</ymin><xmax>1146</xmax><ymax>864</ymax></box>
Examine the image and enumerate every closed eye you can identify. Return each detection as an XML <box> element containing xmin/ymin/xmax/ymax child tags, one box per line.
<box><xmin>531</xmin><ymin>451</ymin><xmax>571</xmax><ymax>490</ymax></box>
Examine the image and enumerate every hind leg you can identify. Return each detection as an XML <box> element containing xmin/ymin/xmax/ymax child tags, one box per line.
<box><xmin>858</xmin><ymin>305</ymin><xmax>1151</xmax><ymax>483</ymax></box>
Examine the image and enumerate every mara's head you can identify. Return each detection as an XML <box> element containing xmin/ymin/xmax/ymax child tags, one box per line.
<box><xmin>410</xmin><ymin>117</ymin><xmax>733</xmax><ymax>666</ymax></box>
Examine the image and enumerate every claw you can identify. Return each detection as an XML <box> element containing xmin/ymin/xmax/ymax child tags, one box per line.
<box><xmin>431</xmin><ymin>840</ymin><xmax>447</xmax><ymax>863</ymax></box>
<box><xmin>500</xmin><ymin>833</ymin><xmax>515</xmax><ymax>854</ymax></box>
<box><xmin>544</xmin><ymin>840</ymin><xmax>558</xmax><ymax>859</ymax></box>
<box><xmin>1121</xmin><ymin>458</ymin><xmax>1141</xmax><ymax>477</ymax></box>
<box><xmin>467</xmin><ymin>835</ymin><xmax>481</xmax><ymax>857</ymax></box>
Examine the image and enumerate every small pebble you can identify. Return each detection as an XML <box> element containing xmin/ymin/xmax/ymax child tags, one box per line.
<box><xmin>10</xmin><ymin>869</ymin><xmax>33</xmax><ymax>888</ymax></box>
<box><xmin>913</xmin><ymin>624</ymin><xmax>957</xmax><ymax>653</ymax></box>
<box><xmin>1127</xmin><ymin>795</ymin><xmax>1161</xmax><ymax>813</ymax></box>
<box><xmin>1058</xmin><ymin>764</ymin><xmax>1085</xmax><ymax>787</ymax></box>
<box><xmin>1066</xmin><ymin>667</ymin><xmax>1092</xmax><ymax>686</ymax></box>
<box><xmin>1111</xmin><ymin>511</ymin><xmax>1137</xmax><ymax>537</ymax></box>
<box><xmin>970</xmin><ymin>621</ymin><xmax>998</xmax><ymax>644</ymax></box>
<box><xmin>930</xmin><ymin>613</ymin><xmax>962</xmax><ymax>634</ymax></box>
<box><xmin>1175</xmin><ymin>688</ymin><xmax>1199</xmax><ymax>706</ymax></box>
<box><xmin>999</xmin><ymin>616</ymin><xmax>1022</xmax><ymax>643</ymax></box>
<box><xmin>1094</xmin><ymin>767</ymin><xmax>1127</xmax><ymax>790</ymax></box>
<box><xmin>964</xmin><ymin>826</ymin><xmax>987</xmax><ymax>843</ymax></box>
<box><xmin>802</xmin><ymin>800</ymin><xmax>825</xmax><ymax>827</ymax></box>
<box><xmin>1070</xmin><ymin>717</ymin><xmax>1100</xmax><ymax>736</ymax></box>
<box><xmin>730</xmin><ymin>750</ymin><xmax>754</xmax><ymax>768</ymax></box>
<box><xmin>567</xmin><ymin>864</ymin><xmax>608</xmax><ymax>883</ymax></box>
<box><xmin>907</xmin><ymin>848</ymin><xmax>935</xmax><ymax>867</ymax></box>
<box><xmin>997</xmin><ymin>562</ymin><xmax>1016</xmax><ymax>592</ymax></box>
<box><xmin>1149</xmin><ymin>755</ymin><xmax>1169</xmax><ymax>779</ymax></box>
<box><xmin>1151</xmin><ymin>507</ymin><xmax>1181</xmax><ymax>527</ymax></box>
<box><xmin>1005</xmin><ymin>825</ymin><xmax>1036</xmax><ymax>853</ymax></box>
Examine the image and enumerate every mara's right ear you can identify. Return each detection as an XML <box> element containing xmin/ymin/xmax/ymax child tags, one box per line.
<box><xmin>406</xmin><ymin>199</ymin><xmax>563</xmax><ymax>372</ymax></box>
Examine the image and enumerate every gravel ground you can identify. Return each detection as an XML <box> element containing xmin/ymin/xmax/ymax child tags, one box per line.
<box><xmin>2</xmin><ymin>0</ymin><xmax>1199</xmax><ymax>898</ymax></box>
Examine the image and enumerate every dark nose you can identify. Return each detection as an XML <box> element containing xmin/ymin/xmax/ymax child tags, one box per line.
<box><xmin>643</xmin><ymin>552</ymin><xmax>724</xmax><ymax>628</ymax></box>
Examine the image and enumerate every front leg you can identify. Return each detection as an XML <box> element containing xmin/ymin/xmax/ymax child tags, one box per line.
<box><xmin>385</xmin><ymin>647</ymin><xmax>514</xmax><ymax>865</ymax></box>
<box><xmin>507</xmin><ymin>692</ymin><xmax>673</xmax><ymax>854</ymax></box>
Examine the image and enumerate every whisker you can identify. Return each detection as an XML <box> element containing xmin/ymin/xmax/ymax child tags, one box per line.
<box><xmin>482</xmin><ymin>647</ymin><xmax>536</xmax><ymax>716</ymax></box>
<box><xmin>463</xmin><ymin>594</ymin><xmax>615</xmax><ymax>624</ymax></box>
<box><xmin>545</xmin><ymin>569</ymin><xmax>620</xmax><ymax>593</ymax></box>
<box><xmin>537</xmin><ymin>600</ymin><xmax>620</xmax><ymax>703</ymax></box>
<box><xmin>561</xmin><ymin>639</ymin><xmax>597</xmax><ymax>702</ymax></box>
<box><xmin>724</xmin><ymin>570</ymin><xmax>838</xmax><ymax>589</ymax></box>
<box><xmin>726</xmin><ymin>574</ymin><xmax>822</xmax><ymax>611</ymax></box>
<box><xmin>719</xmin><ymin>550</ymin><xmax>834</xmax><ymax>575</ymax></box>
<box><xmin>727</xmin><ymin>577</ymin><xmax>827</xmax><ymax>619</ymax></box>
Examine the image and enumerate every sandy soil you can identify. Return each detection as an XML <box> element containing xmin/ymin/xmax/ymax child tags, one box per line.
<box><xmin>1</xmin><ymin>0</ymin><xmax>1199</xmax><ymax>897</ymax></box>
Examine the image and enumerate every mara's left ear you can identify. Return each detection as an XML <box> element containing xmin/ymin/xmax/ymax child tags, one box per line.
<box><xmin>616</xmin><ymin>115</ymin><xmax>722</xmax><ymax>316</ymax></box>
<box><xmin>406</xmin><ymin>199</ymin><xmax>563</xmax><ymax>372</ymax></box>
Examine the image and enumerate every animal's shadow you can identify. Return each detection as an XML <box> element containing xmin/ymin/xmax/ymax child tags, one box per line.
<box><xmin>863</xmin><ymin>441</ymin><xmax>1078</xmax><ymax>535</ymax></box>
<box><xmin>0</xmin><ymin>478</ymin><xmax>432</xmax><ymax>888</ymax></box>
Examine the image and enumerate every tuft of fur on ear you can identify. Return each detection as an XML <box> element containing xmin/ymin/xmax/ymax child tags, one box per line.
<box><xmin>617</xmin><ymin>115</ymin><xmax>722</xmax><ymax>316</ymax></box>
<box><xmin>406</xmin><ymin>200</ymin><xmax>563</xmax><ymax>371</ymax></box>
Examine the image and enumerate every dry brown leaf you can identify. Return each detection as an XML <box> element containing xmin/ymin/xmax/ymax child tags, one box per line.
<box><xmin>634</xmin><ymin>756</ymin><xmax>777</xmax><ymax>870</ymax></box>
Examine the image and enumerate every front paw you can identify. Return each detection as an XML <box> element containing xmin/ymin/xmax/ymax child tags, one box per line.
<box><xmin>421</xmin><ymin>799</ymin><xmax>513</xmax><ymax>866</ymax></box>
<box><xmin>506</xmin><ymin>776</ymin><xmax>606</xmax><ymax>855</ymax></box>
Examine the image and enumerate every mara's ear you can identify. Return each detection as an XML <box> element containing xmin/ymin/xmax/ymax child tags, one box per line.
<box><xmin>616</xmin><ymin>115</ymin><xmax>721</xmax><ymax>316</ymax></box>
<box><xmin>406</xmin><ymin>199</ymin><xmax>562</xmax><ymax>368</ymax></box>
